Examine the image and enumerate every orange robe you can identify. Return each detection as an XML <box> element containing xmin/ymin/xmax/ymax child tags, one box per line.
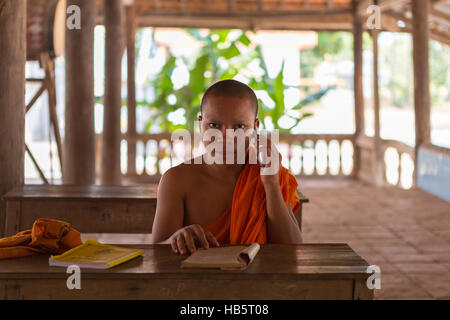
<box><xmin>0</xmin><ymin>218</ymin><xmax>82</xmax><ymax>260</ymax></box>
<box><xmin>204</xmin><ymin>164</ymin><xmax>300</xmax><ymax>245</ymax></box>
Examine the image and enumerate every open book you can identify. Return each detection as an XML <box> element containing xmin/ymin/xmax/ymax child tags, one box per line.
<box><xmin>49</xmin><ymin>239</ymin><xmax>144</xmax><ymax>269</ymax></box>
<box><xmin>181</xmin><ymin>243</ymin><xmax>260</xmax><ymax>270</ymax></box>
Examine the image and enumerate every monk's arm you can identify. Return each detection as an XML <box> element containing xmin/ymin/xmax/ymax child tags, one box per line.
<box><xmin>150</xmin><ymin>168</ymin><xmax>185</xmax><ymax>244</ymax></box>
<box><xmin>264</xmin><ymin>182</ymin><xmax>303</xmax><ymax>244</ymax></box>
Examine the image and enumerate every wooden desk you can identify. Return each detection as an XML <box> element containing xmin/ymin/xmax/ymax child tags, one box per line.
<box><xmin>1</xmin><ymin>185</ymin><xmax>158</xmax><ymax>237</ymax></box>
<box><xmin>1</xmin><ymin>185</ymin><xmax>309</xmax><ymax>237</ymax></box>
<box><xmin>0</xmin><ymin>244</ymin><xmax>373</xmax><ymax>300</ymax></box>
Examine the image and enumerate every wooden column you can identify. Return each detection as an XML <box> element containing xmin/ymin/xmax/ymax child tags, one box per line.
<box><xmin>352</xmin><ymin>1</ymin><xmax>365</xmax><ymax>177</ymax></box>
<box><xmin>412</xmin><ymin>0</ymin><xmax>431</xmax><ymax>184</ymax></box>
<box><xmin>371</xmin><ymin>30</ymin><xmax>383</xmax><ymax>186</ymax></box>
<box><xmin>126</xmin><ymin>4</ymin><xmax>137</xmax><ymax>176</ymax></box>
<box><xmin>64</xmin><ymin>0</ymin><xmax>96</xmax><ymax>185</ymax></box>
<box><xmin>101</xmin><ymin>0</ymin><xmax>124</xmax><ymax>185</ymax></box>
<box><xmin>0</xmin><ymin>0</ymin><xmax>26</xmax><ymax>237</ymax></box>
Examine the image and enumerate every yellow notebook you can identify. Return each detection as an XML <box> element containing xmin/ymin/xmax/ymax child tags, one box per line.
<box><xmin>49</xmin><ymin>238</ymin><xmax>144</xmax><ymax>269</ymax></box>
<box><xmin>181</xmin><ymin>243</ymin><xmax>261</xmax><ymax>270</ymax></box>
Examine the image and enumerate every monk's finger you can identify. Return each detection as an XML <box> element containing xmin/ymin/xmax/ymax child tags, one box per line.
<box><xmin>205</xmin><ymin>230</ymin><xmax>220</xmax><ymax>247</ymax></box>
<box><xmin>177</xmin><ymin>234</ymin><xmax>187</xmax><ymax>255</ymax></box>
<box><xmin>191</xmin><ymin>225</ymin><xmax>209</xmax><ymax>249</ymax></box>
<box><xmin>182</xmin><ymin>229</ymin><xmax>197</xmax><ymax>253</ymax></box>
<box><xmin>171</xmin><ymin>237</ymin><xmax>178</xmax><ymax>254</ymax></box>
<box><xmin>248</xmin><ymin>140</ymin><xmax>258</xmax><ymax>164</ymax></box>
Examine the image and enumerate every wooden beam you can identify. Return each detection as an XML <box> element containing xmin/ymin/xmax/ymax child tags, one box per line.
<box><xmin>0</xmin><ymin>0</ymin><xmax>26</xmax><ymax>237</ymax></box>
<box><xmin>371</xmin><ymin>30</ymin><xmax>384</xmax><ymax>186</ymax></box>
<box><xmin>64</xmin><ymin>0</ymin><xmax>96</xmax><ymax>185</ymax></box>
<box><xmin>431</xmin><ymin>0</ymin><xmax>450</xmax><ymax>6</ymax></box>
<box><xmin>377</xmin><ymin>0</ymin><xmax>410</xmax><ymax>11</ymax></box>
<box><xmin>430</xmin><ymin>7</ymin><xmax>450</xmax><ymax>28</ymax></box>
<box><xmin>137</xmin><ymin>13</ymin><xmax>353</xmax><ymax>31</ymax></box>
<box><xmin>25</xmin><ymin>144</ymin><xmax>49</xmax><ymax>185</ymax></box>
<box><xmin>137</xmin><ymin>8</ymin><xmax>352</xmax><ymax>17</ymax></box>
<box><xmin>428</xmin><ymin>28</ymin><xmax>450</xmax><ymax>46</ymax></box>
<box><xmin>25</xmin><ymin>85</ymin><xmax>46</xmax><ymax>113</ymax></box>
<box><xmin>357</xmin><ymin>0</ymin><xmax>409</xmax><ymax>16</ymax></box>
<box><xmin>229</xmin><ymin>0</ymin><xmax>236</xmax><ymax>12</ymax></box>
<box><xmin>412</xmin><ymin>0</ymin><xmax>431</xmax><ymax>183</ymax></box>
<box><xmin>126</xmin><ymin>4</ymin><xmax>137</xmax><ymax>176</ymax></box>
<box><xmin>385</xmin><ymin>12</ymin><xmax>450</xmax><ymax>46</ymax></box>
<box><xmin>352</xmin><ymin>0</ymin><xmax>365</xmax><ymax>178</ymax></box>
<box><xmin>101</xmin><ymin>0</ymin><xmax>124</xmax><ymax>185</ymax></box>
<box><xmin>41</xmin><ymin>53</ymin><xmax>63</xmax><ymax>173</ymax></box>
<box><xmin>356</xmin><ymin>0</ymin><xmax>373</xmax><ymax>16</ymax></box>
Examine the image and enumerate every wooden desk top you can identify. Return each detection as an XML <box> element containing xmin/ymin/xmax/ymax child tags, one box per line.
<box><xmin>2</xmin><ymin>185</ymin><xmax>159</xmax><ymax>200</ymax></box>
<box><xmin>2</xmin><ymin>185</ymin><xmax>309</xmax><ymax>203</ymax></box>
<box><xmin>0</xmin><ymin>244</ymin><xmax>369</xmax><ymax>280</ymax></box>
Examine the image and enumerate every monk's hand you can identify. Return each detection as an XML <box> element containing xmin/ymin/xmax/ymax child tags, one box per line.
<box><xmin>170</xmin><ymin>224</ymin><xmax>220</xmax><ymax>255</ymax></box>
<box><xmin>256</xmin><ymin>135</ymin><xmax>281</xmax><ymax>188</ymax></box>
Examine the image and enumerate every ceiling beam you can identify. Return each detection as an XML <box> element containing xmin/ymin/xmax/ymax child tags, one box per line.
<box><xmin>430</xmin><ymin>7</ymin><xmax>450</xmax><ymax>28</ymax></box>
<box><xmin>135</xmin><ymin>8</ymin><xmax>352</xmax><ymax>18</ymax></box>
<box><xmin>431</xmin><ymin>0</ymin><xmax>450</xmax><ymax>6</ymax></box>
<box><xmin>386</xmin><ymin>12</ymin><xmax>450</xmax><ymax>46</ymax></box>
<box><xmin>357</xmin><ymin>0</ymin><xmax>410</xmax><ymax>16</ymax></box>
<box><xmin>377</xmin><ymin>0</ymin><xmax>410</xmax><ymax>11</ymax></box>
<box><xmin>135</xmin><ymin>13</ymin><xmax>353</xmax><ymax>31</ymax></box>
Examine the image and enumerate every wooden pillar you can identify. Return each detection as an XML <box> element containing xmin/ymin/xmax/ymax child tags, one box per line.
<box><xmin>352</xmin><ymin>1</ymin><xmax>365</xmax><ymax>177</ymax></box>
<box><xmin>101</xmin><ymin>0</ymin><xmax>124</xmax><ymax>185</ymax></box>
<box><xmin>126</xmin><ymin>4</ymin><xmax>137</xmax><ymax>176</ymax></box>
<box><xmin>0</xmin><ymin>0</ymin><xmax>26</xmax><ymax>237</ymax></box>
<box><xmin>64</xmin><ymin>0</ymin><xmax>96</xmax><ymax>185</ymax></box>
<box><xmin>412</xmin><ymin>0</ymin><xmax>431</xmax><ymax>184</ymax></box>
<box><xmin>371</xmin><ymin>30</ymin><xmax>383</xmax><ymax>186</ymax></box>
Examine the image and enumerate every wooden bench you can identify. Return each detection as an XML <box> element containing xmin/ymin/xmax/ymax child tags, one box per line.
<box><xmin>0</xmin><ymin>243</ymin><xmax>373</xmax><ymax>300</ymax></box>
<box><xmin>1</xmin><ymin>185</ymin><xmax>309</xmax><ymax>239</ymax></box>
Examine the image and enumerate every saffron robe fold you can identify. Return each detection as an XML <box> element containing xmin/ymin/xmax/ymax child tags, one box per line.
<box><xmin>0</xmin><ymin>218</ymin><xmax>82</xmax><ymax>260</ymax></box>
<box><xmin>204</xmin><ymin>164</ymin><xmax>300</xmax><ymax>245</ymax></box>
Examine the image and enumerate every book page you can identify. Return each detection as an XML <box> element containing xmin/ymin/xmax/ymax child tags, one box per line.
<box><xmin>238</xmin><ymin>243</ymin><xmax>261</xmax><ymax>265</ymax></box>
<box><xmin>181</xmin><ymin>243</ymin><xmax>260</xmax><ymax>269</ymax></box>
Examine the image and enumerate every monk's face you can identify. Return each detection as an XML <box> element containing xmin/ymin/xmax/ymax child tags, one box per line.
<box><xmin>198</xmin><ymin>95</ymin><xmax>260</xmax><ymax>160</ymax></box>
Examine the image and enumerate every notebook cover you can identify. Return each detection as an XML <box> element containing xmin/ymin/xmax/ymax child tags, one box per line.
<box><xmin>49</xmin><ymin>238</ymin><xmax>144</xmax><ymax>269</ymax></box>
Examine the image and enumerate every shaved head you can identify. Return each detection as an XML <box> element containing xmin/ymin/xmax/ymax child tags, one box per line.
<box><xmin>200</xmin><ymin>79</ymin><xmax>258</xmax><ymax>118</ymax></box>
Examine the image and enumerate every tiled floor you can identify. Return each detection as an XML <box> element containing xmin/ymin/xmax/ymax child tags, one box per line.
<box><xmin>300</xmin><ymin>179</ymin><xmax>450</xmax><ymax>300</ymax></box>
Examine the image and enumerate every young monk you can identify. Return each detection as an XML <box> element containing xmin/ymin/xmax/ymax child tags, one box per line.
<box><xmin>151</xmin><ymin>79</ymin><xmax>302</xmax><ymax>254</ymax></box>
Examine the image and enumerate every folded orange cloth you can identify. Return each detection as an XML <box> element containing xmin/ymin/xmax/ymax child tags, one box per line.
<box><xmin>204</xmin><ymin>164</ymin><xmax>300</xmax><ymax>245</ymax></box>
<box><xmin>0</xmin><ymin>218</ymin><xmax>82</xmax><ymax>260</ymax></box>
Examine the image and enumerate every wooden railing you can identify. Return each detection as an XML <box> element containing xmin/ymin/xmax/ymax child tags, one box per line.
<box><xmin>382</xmin><ymin>139</ymin><xmax>415</xmax><ymax>188</ymax></box>
<box><xmin>95</xmin><ymin>132</ymin><xmax>416</xmax><ymax>188</ymax></box>
<box><xmin>355</xmin><ymin>135</ymin><xmax>415</xmax><ymax>189</ymax></box>
<box><xmin>116</xmin><ymin>132</ymin><xmax>356</xmax><ymax>184</ymax></box>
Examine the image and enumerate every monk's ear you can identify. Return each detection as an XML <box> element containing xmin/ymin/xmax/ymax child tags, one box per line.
<box><xmin>254</xmin><ymin>118</ymin><xmax>260</xmax><ymax>129</ymax></box>
<box><xmin>198</xmin><ymin>114</ymin><xmax>203</xmax><ymax>132</ymax></box>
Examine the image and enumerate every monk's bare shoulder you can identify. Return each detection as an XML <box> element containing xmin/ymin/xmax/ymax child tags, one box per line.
<box><xmin>158</xmin><ymin>157</ymin><xmax>206</xmax><ymax>195</ymax></box>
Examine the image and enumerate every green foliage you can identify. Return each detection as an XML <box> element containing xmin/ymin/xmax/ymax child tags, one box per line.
<box><xmin>248</xmin><ymin>46</ymin><xmax>333</xmax><ymax>132</ymax></box>
<box><xmin>429</xmin><ymin>40</ymin><xmax>450</xmax><ymax>109</ymax></box>
<box><xmin>139</xmin><ymin>29</ymin><xmax>334</xmax><ymax>133</ymax></box>
<box><xmin>300</xmin><ymin>32</ymin><xmax>353</xmax><ymax>80</ymax></box>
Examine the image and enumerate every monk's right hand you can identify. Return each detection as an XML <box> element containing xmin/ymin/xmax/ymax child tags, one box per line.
<box><xmin>169</xmin><ymin>224</ymin><xmax>220</xmax><ymax>255</ymax></box>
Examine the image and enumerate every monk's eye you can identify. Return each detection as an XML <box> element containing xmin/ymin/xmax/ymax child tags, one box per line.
<box><xmin>208</xmin><ymin>123</ymin><xmax>219</xmax><ymax>129</ymax></box>
<box><xmin>235</xmin><ymin>124</ymin><xmax>245</xmax><ymax>130</ymax></box>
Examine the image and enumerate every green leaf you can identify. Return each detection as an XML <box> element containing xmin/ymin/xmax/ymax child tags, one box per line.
<box><xmin>238</xmin><ymin>33</ymin><xmax>251</xmax><ymax>46</ymax></box>
<box><xmin>291</xmin><ymin>86</ymin><xmax>335</xmax><ymax>110</ymax></box>
<box><xmin>219</xmin><ymin>44</ymin><xmax>240</xmax><ymax>59</ymax></box>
